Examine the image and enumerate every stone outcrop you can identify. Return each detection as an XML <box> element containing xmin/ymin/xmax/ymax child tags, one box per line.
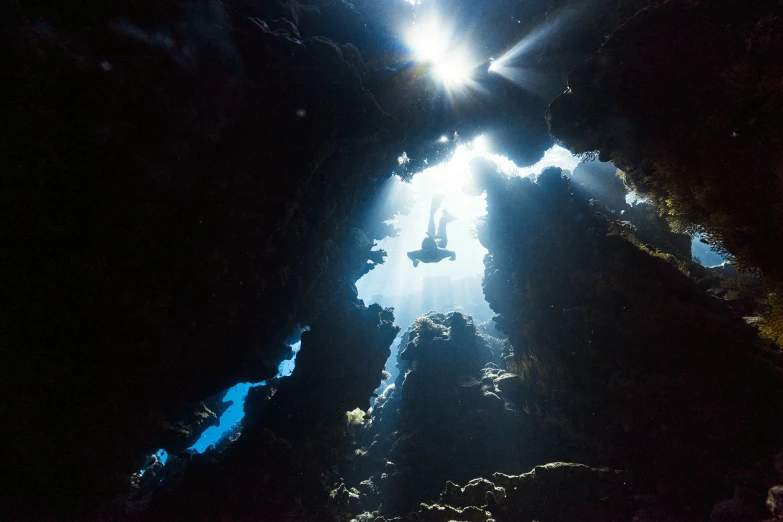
<box><xmin>6</xmin><ymin>0</ymin><xmax>783</xmax><ymax>519</ymax></box>
<box><xmin>134</xmin><ymin>291</ymin><xmax>398</xmax><ymax>521</ymax></box>
<box><xmin>547</xmin><ymin>0</ymin><xmax>783</xmax><ymax>334</ymax></box>
<box><xmin>567</xmin><ymin>159</ymin><xmax>692</xmax><ymax>259</ymax></box>
<box><xmin>332</xmin><ymin>312</ymin><xmax>576</xmax><ymax>519</ymax></box>
<box><xmin>379</xmin><ymin>463</ymin><xmax>637</xmax><ymax>522</ymax></box>
<box><xmin>5</xmin><ymin>1</ymin><xmax>409</xmax><ymax>516</ymax></box>
<box><xmin>472</xmin><ymin>159</ymin><xmax>783</xmax><ymax>518</ymax></box>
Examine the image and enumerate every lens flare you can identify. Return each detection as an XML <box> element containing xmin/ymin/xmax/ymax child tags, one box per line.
<box><xmin>472</xmin><ymin>135</ymin><xmax>488</xmax><ymax>153</ymax></box>
<box><xmin>407</xmin><ymin>21</ymin><xmax>448</xmax><ymax>63</ymax></box>
<box><xmin>487</xmin><ymin>1</ymin><xmax>592</xmax><ymax>99</ymax></box>
<box><xmin>434</xmin><ymin>55</ymin><xmax>472</xmax><ymax>84</ymax></box>
<box><xmin>404</xmin><ymin>15</ymin><xmax>477</xmax><ymax>88</ymax></box>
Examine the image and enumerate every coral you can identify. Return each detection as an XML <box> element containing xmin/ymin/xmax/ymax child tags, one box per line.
<box><xmin>759</xmin><ymin>288</ymin><xmax>783</xmax><ymax>348</ymax></box>
<box><xmin>346</xmin><ymin>408</ymin><xmax>366</xmax><ymax>426</ymax></box>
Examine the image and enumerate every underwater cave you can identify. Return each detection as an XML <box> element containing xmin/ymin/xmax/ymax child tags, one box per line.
<box><xmin>5</xmin><ymin>0</ymin><xmax>783</xmax><ymax>520</ymax></box>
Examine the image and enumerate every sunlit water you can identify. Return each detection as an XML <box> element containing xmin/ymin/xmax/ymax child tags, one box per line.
<box><xmin>143</xmin><ymin>144</ymin><xmax>595</xmax><ymax>465</ymax></box>
<box><xmin>358</xmin><ymin>143</ymin><xmax>581</xmax><ymax>394</ymax></box>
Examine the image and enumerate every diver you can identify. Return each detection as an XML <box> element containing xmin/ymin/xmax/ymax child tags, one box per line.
<box><xmin>407</xmin><ymin>193</ymin><xmax>457</xmax><ymax>267</ymax></box>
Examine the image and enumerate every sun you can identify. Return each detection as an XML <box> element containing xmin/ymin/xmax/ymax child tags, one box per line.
<box><xmin>405</xmin><ymin>16</ymin><xmax>476</xmax><ymax>87</ymax></box>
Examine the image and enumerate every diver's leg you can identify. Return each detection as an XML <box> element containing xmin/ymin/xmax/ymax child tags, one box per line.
<box><xmin>428</xmin><ymin>193</ymin><xmax>445</xmax><ymax>237</ymax></box>
<box><xmin>436</xmin><ymin>210</ymin><xmax>456</xmax><ymax>248</ymax></box>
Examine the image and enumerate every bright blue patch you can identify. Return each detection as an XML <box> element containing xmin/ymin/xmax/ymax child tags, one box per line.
<box><xmin>188</xmin><ymin>381</ymin><xmax>265</xmax><ymax>453</ymax></box>
<box><xmin>277</xmin><ymin>340</ymin><xmax>302</xmax><ymax>378</ymax></box>
<box><xmin>139</xmin><ymin>448</ymin><xmax>168</xmax><ymax>475</ymax></box>
<box><xmin>136</xmin><ymin>328</ymin><xmax>308</xmax><ymax>481</ymax></box>
<box><xmin>692</xmin><ymin>234</ymin><xmax>728</xmax><ymax>267</ymax></box>
<box><xmin>188</xmin><ymin>338</ymin><xmax>304</xmax><ymax>453</ymax></box>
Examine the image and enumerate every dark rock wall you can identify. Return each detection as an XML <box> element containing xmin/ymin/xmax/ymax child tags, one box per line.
<box><xmin>136</xmin><ymin>292</ymin><xmax>398</xmax><ymax>521</ymax></box>
<box><xmin>7</xmin><ymin>0</ymin><xmax>783</xmax><ymax>519</ymax></box>
<box><xmin>334</xmin><ymin>312</ymin><xmax>575</xmax><ymax>519</ymax></box>
<box><xmin>380</xmin><ymin>463</ymin><xmax>638</xmax><ymax>522</ymax></box>
<box><xmin>473</xmin><ymin>159</ymin><xmax>783</xmax><ymax>518</ymax></box>
<box><xmin>5</xmin><ymin>2</ymin><xmax>405</xmax><ymax>518</ymax></box>
<box><xmin>567</xmin><ymin>159</ymin><xmax>693</xmax><ymax>259</ymax></box>
<box><xmin>547</xmin><ymin>0</ymin><xmax>783</xmax><ymax>281</ymax></box>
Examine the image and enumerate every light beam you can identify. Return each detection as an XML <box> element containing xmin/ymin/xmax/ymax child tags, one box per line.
<box><xmin>404</xmin><ymin>15</ymin><xmax>478</xmax><ymax>89</ymax></box>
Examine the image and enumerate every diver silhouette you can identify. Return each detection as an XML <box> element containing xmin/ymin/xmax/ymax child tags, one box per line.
<box><xmin>407</xmin><ymin>193</ymin><xmax>457</xmax><ymax>267</ymax></box>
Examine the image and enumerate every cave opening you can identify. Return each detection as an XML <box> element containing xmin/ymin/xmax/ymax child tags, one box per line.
<box><xmin>136</xmin><ymin>325</ymin><xmax>310</xmax><ymax>483</ymax></box>
<box><xmin>357</xmin><ymin>142</ymin><xmax>581</xmax><ymax>398</ymax></box>
<box><xmin>188</xmin><ymin>325</ymin><xmax>310</xmax><ymax>453</ymax></box>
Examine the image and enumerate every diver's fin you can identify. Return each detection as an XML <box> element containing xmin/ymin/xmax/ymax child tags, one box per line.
<box><xmin>440</xmin><ymin>209</ymin><xmax>456</xmax><ymax>223</ymax></box>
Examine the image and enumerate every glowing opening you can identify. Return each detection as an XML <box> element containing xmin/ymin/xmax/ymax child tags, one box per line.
<box><xmin>138</xmin><ymin>449</ymin><xmax>168</xmax><ymax>476</ymax></box>
<box><xmin>188</xmin><ymin>326</ymin><xmax>309</xmax><ymax>454</ymax></box>
<box><xmin>405</xmin><ymin>16</ymin><xmax>475</xmax><ymax>86</ymax></box>
<box><xmin>434</xmin><ymin>53</ymin><xmax>473</xmax><ymax>84</ymax></box>
<box><xmin>357</xmin><ymin>145</ymin><xmax>584</xmax><ymax>408</ymax></box>
<box><xmin>407</xmin><ymin>20</ymin><xmax>449</xmax><ymax>63</ymax></box>
<box><xmin>692</xmin><ymin>233</ymin><xmax>728</xmax><ymax>267</ymax></box>
<box><xmin>472</xmin><ymin>135</ymin><xmax>488</xmax><ymax>153</ymax></box>
<box><xmin>188</xmin><ymin>381</ymin><xmax>265</xmax><ymax>453</ymax></box>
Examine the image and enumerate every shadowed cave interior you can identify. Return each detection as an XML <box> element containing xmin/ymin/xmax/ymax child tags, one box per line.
<box><xmin>4</xmin><ymin>0</ymin><xmax>783</xmax><ymax>521</ymax></box>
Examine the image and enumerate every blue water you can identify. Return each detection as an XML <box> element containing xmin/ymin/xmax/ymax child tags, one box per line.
<box><xmin>188</xmin><ymin>381</ymin><xmax>266</xmax><ymax>453</ymax></box>
<box><xmin>692</xmin><ymin>233</ymin><xmax>728</xmax><ymax>267</ymax></box>
<box><xmin>139</xmin><ymin>449</ymin><xmax>168</xmax><ymax>476</ymax></box>
<box><xmin>188</xmin><ymin>338</ymin><xmax>304</xmax><ymax>453</ymax></box>
<box><xmin>141</xmin><ymin>332</ymin><xmax>307</xmax><ymax>471</ymax></box>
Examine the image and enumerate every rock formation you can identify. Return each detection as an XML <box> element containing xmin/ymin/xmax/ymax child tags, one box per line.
<box><xmin>5</xmin><ymin>0</ymin><xmax>783</xmax><ymax>520</ymax></box>
<box><xmin>136</xmin><ymin>291</ymin><xmax>398</xmax><ymax>520</ymax></box>
<box><xmin>379</xmin><ymin>463</ymin><xmax>637</xmax><ymax>522</ymax></box>
<box><xmin>331</xmin><ymin>311</ymin><xmax>578</xmax><ymax>519</ymax></box>
<box><xmin>547</xmin><ymin>0</ymin><xmax>783</xmax><ymax>345</ymax></box>
<box><xmin>473</xmin><ymin>159</ymin><xmax>783</xmax><ymax>519</ymax></box>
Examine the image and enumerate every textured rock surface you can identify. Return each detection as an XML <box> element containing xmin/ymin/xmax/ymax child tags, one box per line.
<box><xmin>566</xmin><ymin>159</ymin><xmax>692</xmax><ymax>259</ymax></box>
<box><xmin>548</xmin><ymin>0</ymin><xmax>783</xmax><ymax>348</ymax></box>
<box><xmin>472</xmin><ymin>159</ymin><xmax>783</xmax><ymax>518</ymax></box>
<box><xmin>548</xmin><ymin>0</ymin><xmax>783</xmax><ymax>281</ymax></box>
<box><xmin>136</xmin><ymin>292</ymin><xmax>399</xmax><ymax>520</ymax></box>
<box><xmin>380</xmin><ymin>463</ymin><xmax>636</xmax><ymax>522</ymax></box>
<box><xmin>5</xmin><ymin>0</ymin><xmax>783</xmax><ymax>519</ymax></box>
<box><xmin>332</xmin><ymin>312</ymin><xmax>575</xmax><ymax>519</ymax></box>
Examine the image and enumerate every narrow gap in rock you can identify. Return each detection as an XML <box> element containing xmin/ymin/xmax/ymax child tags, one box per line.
<box><xmin>692</xmin><ymin>232</ymin><xmax>729</xmax><ymax>267</ymax></box>
<box><xmin>137</xmin><ymin>325</ymin><xmax>310</xmax><ymax>478</ymax></box>
<box><xmin>357</xmin><ymin>142</ymin><xmax>580</xmax><ymax>400</ymax></box>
